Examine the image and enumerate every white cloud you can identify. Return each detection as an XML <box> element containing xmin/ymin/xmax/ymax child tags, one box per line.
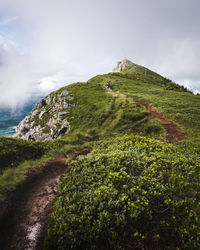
<box><xmin>0</xmin><ymin>34</ymin><xmax>17</xmax><ymax>53</ymax></box>
<box><xmin>0</xmin><ymin>16</ymin><xmax>19</xmax><ymax>26</ymax></box>
<box><xmin>194</xmin><ymin>90</ymin><xmax>200</xmax><ymax>95</ymax></box>
<box><xmin>38</xmin><ymin>72</ymin><xmax>68</xmax><ymax>93</ymax></box>
<box><xmin>0</xmin><ymin>0</ymin><xmax>199</xmax><ymax>108</ymax></box>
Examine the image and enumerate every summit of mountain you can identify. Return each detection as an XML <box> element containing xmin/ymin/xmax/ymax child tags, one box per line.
<box><xmin>13</xmin><ymin>59</ymin><xmax>198</xmax><ymax>145</ymax></box>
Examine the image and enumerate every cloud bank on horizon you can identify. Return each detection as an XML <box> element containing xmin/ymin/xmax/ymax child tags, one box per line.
<box><xmin>0</xmin><ymin>0</ymin><xmax>200</xmax><ymax>108</ymax></box>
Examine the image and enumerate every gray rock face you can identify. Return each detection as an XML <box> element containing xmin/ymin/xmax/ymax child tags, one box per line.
<box><xmin>14</xmin><ymin>90</ymin><xmax>72</xmax><ymax>142</ymax></box>
<box><xmin>37</xmin><ymin>98</ymin><xmax>47</xmax><ymax>109</ymax></box>
<box><xmin>104</xmin><ymin>84</ymin><xmax>112</xmax><ymax>92</ymax></box>
<box><xmin>60</xmin><ymin>90</ymin><xmax>69</xmax><ymax>97</ymax></box>
<box><xmin>112</xmin><ymin>59</ymin><xmax>136</xmax><ymax>72</ymax></box>
<box><xmin>39</xmin><ymin>110</ymin><xmax>48</xmax><ymax>119</ymax></box>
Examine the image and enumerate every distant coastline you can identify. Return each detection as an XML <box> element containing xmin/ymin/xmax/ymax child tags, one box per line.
<box><xmin>0</xmin><ymin>98</ymin><xmax>40</xmax><ymax>137</ymax></box>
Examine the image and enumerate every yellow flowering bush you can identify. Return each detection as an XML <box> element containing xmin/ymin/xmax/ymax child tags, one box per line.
<box><xmin>45</xmin><ymin>135</ymin><xmax>200</xmax><ymax>249</ymax></box>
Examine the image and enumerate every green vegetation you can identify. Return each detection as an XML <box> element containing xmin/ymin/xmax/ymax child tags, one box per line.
<box><xmin>0</xmin><ymin>137</ymin><xmax>51</xmax><ymax>202</ymax></box>
<box><xmin>25</xmin><ymin>62</ymin><xmax>200</xmax><ymax>147</ymax></box>
<box><xmin>0</xmin><ymin>138</ymin><xmax>92</xmax><ymax>203</ymax></box>
<box><xmin>164</xmin><ymin>80</ymin><xmax>190</xmax><ymax>92</ymax></box>
<box><xmin>43</xmin><ymin>63</ymin><xmax>200</xmax><ymax>249</ymax></box>
<box><xmin>51</xmin><ymin>82</ymin><xmax>150</xmax><ymax>141</ymax></box>
<box><xmin>0</xmin><ymin>137</ymin><xmax>47</xmax><ymax>173</ymax></box>
<box><xmin>143</xmin><ymin>119</ymin><xmax>166</xmax><ymax>138</ymax></box>
<box><xmin>0</xmin><ymin>155</ymin><xmax>51</xmax><ymax>202</ymax></box>
<box><xmin>0</xmin><ymin>136</ymin><xmax>92</xmax><ymax>203</ymax></box>
<box><xmin>0</xmin><ymin>61</ymin><xmax>200</xmax><ymax>249</ymax></box>
<box><xmin>88</xmin><ymin>68</ymin><xmax>200</xmax><ymax>146</ymax></box>
<box><xmin>45</xmin><ymin>135</ymin><xmax>200</xmax><ymax>249</ymax></box>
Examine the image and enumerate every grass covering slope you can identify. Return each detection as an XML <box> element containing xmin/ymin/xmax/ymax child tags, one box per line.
<box><xmin>45</xmin><ymin>135</ymin><xmax>200</xmax><ymax>249</ymax></box>
<box><xmin>0</xmin><ymin>61</ymin><xmax>200</xmax><ymax>249</ymax></box>
<box><xmin>0</xmin><ymin>137</ymin><xmax>47</xmax><ymax>173</ymax></box>
<box><xmin>88</xmin><ymin>68</ymin><xmax>200</xmax><ymax>146</ymax></box>
<box><xmin>43</xmin><ymin>63</ymin><xmax>200</xmax><ymax>249</ymax></box>
<box><xmin>25</xmin><ymin>62</ymin><xmax>199</xmax><ymax>146</ymax></box>
<box><xmin>46</xmin><ymin>81</ymin><xmax>155</xmax><ymax>142</ymax></box>
<box><xmin>0</xmin><ymin>137</ymin><xmax>50</xmax><ymax>202</ymax></box>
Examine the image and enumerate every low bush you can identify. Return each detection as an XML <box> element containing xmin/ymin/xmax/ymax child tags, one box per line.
<box><xmin>0</xmin><ymin>137</ymin><xmax>48</xmax><ymax>172</ymax></box>
<box><xmin>45</xmin><ymin>135</ymin><xmax>200</xmax><ymax>249</ymax></box>
<box><xmin>165</xmin><ymin>81</ymin><xmax>190</xmax><ymax>92</ymax></box>
<box><xmin>143</xmin><ymin>120</ymin><xmax>166</xmax><ymax>138</ymax></box>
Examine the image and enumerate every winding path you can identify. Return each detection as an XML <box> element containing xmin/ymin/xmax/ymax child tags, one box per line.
<box><xmin>0</xmin><ymin>148</ymin><xmax>90</xmax><ymax>250</ymax></box>
<box><xmin>108</xmin><ymin>89</ymin><xmax>186</xmax><ymax>144</ymax></box>
<box><xmin>135</xmin><ymin>100</ymin><xmax>187</xmax><ymax>144</ymax></box>
<box><xmin>0</xmin><ymin>97</ymin><xmax>186</xmax><ymax>249</ymax></box>
<box><xmin>1</xmin><ymin>157</ymin><xmax>67</xmax><ymax>250</ymax></box>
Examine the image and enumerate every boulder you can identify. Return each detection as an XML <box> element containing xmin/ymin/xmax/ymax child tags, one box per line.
<box><xmin>112</xmin><ymin>59</ymin><xmax>135</xmax><ymax>72</ymax></box>
<box><xmin>39</xmin><ymin>110</ymin><xmax>48</xmax><ymax>119</ymax></box>
<box><xmin>14</xmin><ymin>92</ymin><xmax>72</xmax><ymax>142</ymax></box>
<box><xmin>60</xmin><ymin>90</ymin><xmax>69</xmax><ymax>97</ymax></box>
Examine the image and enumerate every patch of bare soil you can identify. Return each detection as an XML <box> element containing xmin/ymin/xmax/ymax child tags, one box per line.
<box><xmin>0</xmin><ymin>157</ymin><xmax>66</xmax><ymax>250</ymax></box>
<box><xmin>135</xmin><ymin>100</ymin><xmax>187</xmax><ymax>144</ymax></box>
<box><xmin>0</xmin><ymin>148</ymin><xmax>91</xmax><ymax>250</ymax></box>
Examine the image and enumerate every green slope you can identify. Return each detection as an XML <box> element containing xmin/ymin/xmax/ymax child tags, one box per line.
<box><xmin>44</xmin><ymin>62</ymin><xmax>200</xmax><ymax>249</ymax></box>
<box><xmin>88</xmin><ymin>68</ymin><xmax>200</xmax><ymax>146</ymax></box>
<box><xmin>0</xmin><ymin>137</ymin><xmax>47</xmax><ymax>173</ymax></box>
<box><xmin>19</xmin><ymin>61</ymin><xmax>199</xmax><ymax>147</ymax></box>
<box><xmin>1</xmin><ymin>61</ymin><xmax>200</xmax><ymax>249</ymax></box>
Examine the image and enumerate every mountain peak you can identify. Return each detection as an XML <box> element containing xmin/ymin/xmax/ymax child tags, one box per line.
<box><xmin>112</xmin><ymin>59</ymin><xmax>135</xmax><ymax>72</ymax></box>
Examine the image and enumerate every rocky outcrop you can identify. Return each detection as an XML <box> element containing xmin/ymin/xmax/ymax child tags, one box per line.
<box><xmin>14</xmin><ymin>90</ymin><xmax>72</xmax><ymax>142</ymax></box>
<box><xmin>112</xmin><ymin>59</ymin><xmax>136</xmax><ymax>72</ymax></box>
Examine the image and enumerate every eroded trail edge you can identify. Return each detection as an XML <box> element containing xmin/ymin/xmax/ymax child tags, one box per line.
<box><xmin>135</xmin><ymin>100</ymin><xmax>187</xmax><ymax>144</ymax></box>
<box><xmin>1</xmin><ymin>157</ymin><xmax>67</xmax><ymax>250</ymax></box>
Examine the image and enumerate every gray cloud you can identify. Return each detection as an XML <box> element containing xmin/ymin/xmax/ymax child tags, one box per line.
<box><xmin>0</xmin><ymin>0</ymin><xmax>200</xmax><ymax>107</ymax></box>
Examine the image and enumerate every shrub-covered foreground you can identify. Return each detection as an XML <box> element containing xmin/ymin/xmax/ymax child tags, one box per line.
<box><xmin>45</xmin><ymin>135</ymin><xmax>200</xmax><ymax>249</ymax></box>
<box><xmin>0</xmin><ymin>137</ymin><xmax>48</xmax><ymax>173</ymax></box>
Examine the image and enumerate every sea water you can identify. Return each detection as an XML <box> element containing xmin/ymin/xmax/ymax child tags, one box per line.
<box><xmin>0</xmin><ymin>98</ymin><xmax>40</xmax><ymax>137</ymax></box>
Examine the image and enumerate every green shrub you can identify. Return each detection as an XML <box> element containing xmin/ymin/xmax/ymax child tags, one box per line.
<box><xmin>143</xmin><ymin>120</ymin><xmax>166</xmax><ymax>138</ymax></box>
<box><xmin>45</xmin><ymin>135</ymin><xmax>200</xmax><ymax>249</ymax></box>
<box><xmin>144</xmin><ymin>123</ymin><xmax>161</xmax><ymax>133</ymax></box>
<box><xmin>0</xmin><ymin>137</ymin><xmax>48</xmax><ymax>172</ymax></box>
<box><xmin>165</xmin><ymin>81</ymin><xmax>190</xmax><ymax>92</ymax></box>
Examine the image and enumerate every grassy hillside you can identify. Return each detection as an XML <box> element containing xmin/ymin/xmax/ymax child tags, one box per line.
<box><xmin>44</xmin><ymin>63</ymin><xmax>200</xmax><ymax>249</ymax></box>
<box><xmin>0</xmin><ymin>61</ymin><xmax>200</xmax><ymax>249</ymax></box>
<box><xmin>31</xmin><ymin>81</ymin><xmax>152</xmax><ymax>143</ymax></box>
<box><xmin>19</xmin><ymin>61</ymin><xmax>200</xmax><ymax>147</ymax></box>
<box><xmin>0</xmin><ymin>137</ymin><xmax>50</xmax><ymax>202</ymax></box>
<box><xmin>0</xmin><ymin>137</ymin><xmax>47</xmax><ymax>173</ymax></box>
<box><xmin>41</xmin><ymin>62</ymin><xmax>200</xmax><ymax>147</ymax></box>
<box><xmin>88</xmin><ymin>69</ymin><xmax>200</xmax><ymax>146</ymax></box>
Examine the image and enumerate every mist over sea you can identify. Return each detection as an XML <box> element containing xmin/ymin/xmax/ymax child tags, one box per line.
<box><xmin>0</xmin><ymin>98</ymin><xmax>40</xmax><ymax>137</ymax></box>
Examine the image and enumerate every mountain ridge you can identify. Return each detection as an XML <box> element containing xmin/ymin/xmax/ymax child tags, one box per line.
<box><xmin>14</xmin><ymin>59</ymin><xmax>194</xmax><ymax>144</ymax></box>
<box><xmin>1</xmin><ymin>60</ymin><xmax>200</xmax><ymax>249</ymax></box>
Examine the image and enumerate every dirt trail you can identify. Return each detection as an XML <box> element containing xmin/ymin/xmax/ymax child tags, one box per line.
<box><xmin>135</xmin><ymin>100</ymin><xmax>187</xmax><ymax>144</ymax></box>
<box><xmin>0</xmin><ymin>148</ymin><xmax>91</xmax><ymax>250</ymax></box>
<box><xmin>0</xmin><ymin>156</ymin><xmax>67</xmax><ymax>250</ymax></box>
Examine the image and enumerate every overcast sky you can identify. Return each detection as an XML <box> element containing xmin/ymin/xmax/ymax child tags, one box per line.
<box><xmin>0</xmin><ymin>0</ymin><xmax>200</xmax><ymax>108</ymax></box>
